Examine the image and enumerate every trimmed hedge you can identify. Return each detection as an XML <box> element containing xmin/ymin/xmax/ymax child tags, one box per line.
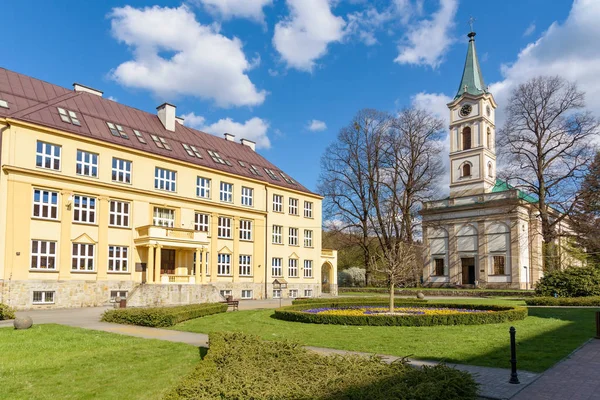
<box><xmin>525</xmin><ymin>296</ymin><xmax>600</xmax><ymax>306</ymax></box>
<box><xmin>166</xmin><ymin>332</ymin><xmax>479</xmax><ymax>400</ymax></box>
<box><xmin>101</xmin><ymin>303</ymin><xmax>227</xmax><ymax>327</ymax></box>
<box><xmin>292</xmin><ymin>296</ymin><xmax>427</xmax><ymax>306</ymax></box>
<box><xmin>274</xmin><ymin>301</ymin><xmax>528</xmax><ymax>326</ymax></box>
<box><xmin>340</xmin><ymin>287</ymin><xmax>535</xmax><ymax>297</ymax></box>
<box><xmin>0</xmin><ymin>303</ymin><xmax>16</xmax><ymax>320</ymax></box>
<box><xmin>535</xmin><ymin>267</ymin><xmax>600</xmax><ymax>297</ymax></box>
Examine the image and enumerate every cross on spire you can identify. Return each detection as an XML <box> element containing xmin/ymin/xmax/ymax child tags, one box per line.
<box><xmin>468</xmin><ymin>16</ymin><xmax>476</xmax><ymax>32</ymax></box>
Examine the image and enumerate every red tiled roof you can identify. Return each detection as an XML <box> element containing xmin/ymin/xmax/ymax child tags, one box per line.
<box><xmin>0</xmin><ymin>67</ymin><xmax>315</xmax><ymax>195</ymax></box>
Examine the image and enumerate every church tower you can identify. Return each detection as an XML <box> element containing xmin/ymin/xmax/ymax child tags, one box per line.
<box><xmin>447</xmin><ymin>30</ymin><xmax>497</xmax><ymax>198</ymax></box>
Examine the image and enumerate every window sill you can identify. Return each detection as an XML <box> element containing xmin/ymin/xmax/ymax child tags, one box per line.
<box><xmin>76</xmin><ymin>174</ymin><xmax>99</xmax><ymax>180</ymax></box>
<box><xmin>71</xmin><ymin>270</ymin><xmax>97</xmax><ymax>274</ymax></box>
<box><xmin>31</xmin><ymin>217</ymin><xmax>60</xmax><ymax>223</ymax></box>
<box><xmin>107</xmin><ymin>271</ymin><xmax>131</xmax><ymax>274</ymax></box>
<box><xmin>272</xmin><ymin>242</ymin><xmax>284</xmax><ymax>246</ymax></box>
<box><xmin>72</xmin><ymin>221</ymin><xmax>98</xmax><ymax>227</ymax></box>
<box><xmin>35</xmin><ymin>166</ymin><xmax>62</xmax><ymax>173</ymax></box>
<box><xmin>288</xmin><ymin>276</ymin><xmax>300</xmax><ymax>279</ymax></box>
<box><xmin>289</xmin><ymin>244</ymin><xmax>299</xmax><ymax>247</ymax></box>
<box><xmin>29</xmin><ymin>269</ymin><xmax>59</xmax><ymax>273</ymax></box>
<box><xmin>32</xmin><ymin>302</ymin><xmax>55</xmax><ymax>305</ymax></box>
<box><xmin>217</xmin><ymin>274</ymin><xmax>233</xmax><ymax>277</ymax></box>
<box><xmin>108</xmin><ymin>225</ymin><xmax>131</xmax><ymax>230</ymax></box>
<box><xmin>488</xmin><ymin>274</ymin><xmax>510</xmax><ymax>277</ymax></box>
<box><xmin>217</xmin><ymin>236</ymin><xmax>233</xmax><ymax>240</ymax></box>
<box><xmin>112</xmin><ymin>180</ymin><xmax>132</xmax><ymax>185</ymax></box>
<box><xmin>239</xmin><ymin>275</ymin><xmax>253</xmax><ymax>278</ymax></box>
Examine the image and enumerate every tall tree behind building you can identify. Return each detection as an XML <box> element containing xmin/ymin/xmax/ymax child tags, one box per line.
<box><xmin>571</xmin><ymin>152</ymin><xmax>600</xmax><ymax>266</ymax></box>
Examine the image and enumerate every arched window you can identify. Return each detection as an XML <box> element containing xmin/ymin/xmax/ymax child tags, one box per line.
<box><xmin>462</xmin><ymin>127</ymin><xmax>472</xmax><ymax>150</ymax></box>
<box><xmin>462</xmin><ymin>163</ymin><xmax>471</xmax><ymax>177</ymax></box>
<box><xmin>487</xmin><ymin>127</ymin><xmax>492</xmax><ymax>149</ymax></box>
<box><xmin>488</xmin><ymin>162</ymin><xmax>493</xmax><ymax>178</ymax></box>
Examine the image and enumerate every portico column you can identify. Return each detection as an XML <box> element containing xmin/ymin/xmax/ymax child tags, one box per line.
<box><xmin>147</xmin><ymin>245</ymin><xmax>155</xmax><ymax>283</ymax></box>
<box><xmin>201</xmin><ymin>247</ymin><xmax>206</xmax><ymax>283</ymax></box>
<box><xmin>195</xmin><ymin>248</ymin><xmax>201</xmax><ymax>283</ymax></box>
<box><xmin>155</xmin><ymin>244</ymin><xmax>162</xmax><ymax>283</ymax></box>
<box><xmin>233</xmin><ymin>216</ymin><xmax>240</xmax><ymax>282</ymax></box>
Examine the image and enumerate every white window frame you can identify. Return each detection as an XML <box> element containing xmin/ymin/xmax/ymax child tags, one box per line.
<box><xmin>196</xmin><ymin>177</ymin><xmax>211</xmax><ymax>199</ymax></box>
<box><xmin>289</xmin><ymin>289</ymin><xmax>298</xmax><ymax>298</ymax></box>
<box><xmin>76</xmin><ymin>150</ymin><xmax>98</xmax><ymax>177</ymax></box>
<box><xmin>217</xmin><ymin>253</ymin><xmax>232</xmax><ymax>276</ymax></box>
<box><xmin>220</xmin><ymin>182</ymin><xmax>233</xmax><ymax>203</ymax></box>
<box><xmin>304</xmin><ymin>289</ymin><xmax>313</xmax><ymax>298</ymax></box>
<box><xmin>30</xmin><ymin>240</ymin><xmax>57</xmax><ymax>270</ymax></box>
<box><xmin>304</xmin><ymin>260</ymin><xmax>313</xmax><ymax>278</ymax></box>
<box><xmin>72</xmin><ymin>243</ymin><xmax>95</xmax><ymax>271</ymax></box>
<box><xmin>32</xmin><ymin>189</ymin><xmax>59</xmax><ymax>220</ymax></box>
<box><xmin>109</xmin><ymin>200</ymin><xmax>130</xmax><ymax>228</ymax></box>
<box><xmin>239</xmin><ymin>219</ymin><xmax>252</xmax><ymax>241</ymax></box>
<box><xmin>288</xmin><ymin>258</ymin><xmax>298</xmax><ymax>278</ymax></box>
<box><xmin>241</xmin><ymin>289</ymin><xmax>253</xmax><ymax>299</ymax></box>
<box><xmin>112</xmin><ymin>158</ymin><xmax>132</xmax><ymax>184</ymax></box>
<box><xmin>108</xmin><ymin>245</ymin><xmax>129</xmax><ymax>272</ymax></box>
<box><xmin>73</xmin><ymin>195</ymin><xmax>97</xmax><ymax>224</ymax></box>
<box><xmin>155</xmin><ymin>167</ymin><xmax>177</xmax><ymax>192</ymax></box>
<box><xmin>239</xmin><ymin>255</ymin><xmax>252</xmax><ymax>276</ymax></box>
<box><xmin>33</xmin><ymin>291</ymin><xmax>55</xmax><ymax>304</ymax></box>
<box><xmin>241</xmin><ymin>187</ymin><xmax>253</xmax><ymax>207</ymax></box>
<box><xmin>272</xmin><ymin>225</ymin><xmax>282</xmax><ymax>244</ymax></box>
<box><xmin>289</xmin><ymin>198</ymin><xmax>299</xmax><ymax>215</ymax></box>
<box><xmin>110</xmin><ymin>290</ymin><xmax>128</xmax><ymax>303</ymax></box>
<box><xmin>304</xmin><ymin>230</ymin><xmax>313</xmax><ymax>247</ymax></box>
<box><xmin>194</xmin><ymin>252</ymin><xmax>210</xmax><ymax>276</ymax></box>
<box><xmin>273</xmin><ymin>194</ymin><xmax>283</xmax><ymax>212</ymax></box>
<box><xmin>153</xmin><ymin>207</ymin><xmax>175</xmax><ymax>227</ymax></box>
<box><xmin>304</xmin><ymin>201</ymin><xmax>313</xmax><ymax>218</ymax></box>
<box><xmin>58</xmin><ymin>107</ymin><xmax>81</xmax><ymax>125</ymax></box>
<box><xmin>289</xmin><ymin>228</ymin><xmax>298</xmax><ymax>246</ymax></box>
<box><xmin>218</xmin><ymin>217</ymin><xmax>232</xmax><ymax>239</ymax></box>
<box><xmin>272</xmin><ymin>257</ymin><xmax>283</xmax><ymax>277</ymax></box>
<box><xmin>36</xmin><ymin>141</ymin><xmax>61</xmax><ymax>171</ymax></box>
<box><xmin>195</xmin><ymin>213</ymin><xmax>209</xmax><ymax>232</ymax></box>
<box><xmin>220</xmin><ymin>289</ymin><xmax>233</xmax><ymax>298</ymax></box>
<box><xmin>273</xmin><ymin>289</ymin><xmax>281</xmax><ymax>299</ymax></box>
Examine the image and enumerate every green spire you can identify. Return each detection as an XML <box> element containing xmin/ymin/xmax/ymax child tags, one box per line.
<box><xmin>455</xmin><ymin>32</ymin><xmax>487</xmax><ymax>99</ymax></box>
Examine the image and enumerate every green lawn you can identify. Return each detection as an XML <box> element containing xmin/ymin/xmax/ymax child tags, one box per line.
<box><xmin>0</xmin><ymin>324</ymin><xmax>200</xmax><ymax>400</ymax></box>
<box><xmin>172</xmin><ymin>299</ymin><xmax>598</xmax><ymax>372</ymax></box>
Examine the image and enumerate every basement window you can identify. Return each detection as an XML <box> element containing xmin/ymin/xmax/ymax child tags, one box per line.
<box><xmin>264</xmin><ymin>168</ymin><xmax>280</xmax><ymax>181</ymax></box>
<box><xmin>110</xmin><ymin>290</ymin><xmax>128</xmax><ymax>303</ymax></box>
<box><xmin>58</xmin><ymin>107</ymin><xmax>81</xmax><ymax>126</ymax></box>
<box><xmin>133</xmin><ymin>130</ymin><xmax>147</xmax><ymax>144</ymax></box>
<box><xmin>33</xmin><ymin>291</ymin><xmax>55</xmax><ymax>304</ymax></box>
<box><xmin>0</xmin><ymin>99</ymin><xmax>8</xmax><ymax>108</ymax></box>
<box><xmin>107</xmin><ymin>122</ymin><xmax>129</xmax><ymax>139</ymax></box>
<box><xmin>249</xmin><ymin>165</ymin><xmax>262</xmax><ymax>176</ymax></box>
<box><xmin>207</xmin><ymin>150</ymin><xmax>226</xmax><ymax>165</ymax></box>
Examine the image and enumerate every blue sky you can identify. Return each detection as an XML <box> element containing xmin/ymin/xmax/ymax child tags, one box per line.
<box><xmin>3</xmin><ymin>0</ymin><xmax>596</xmax><ymax>192</ymax></box>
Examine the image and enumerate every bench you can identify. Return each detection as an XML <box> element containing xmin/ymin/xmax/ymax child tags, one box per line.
<box><xmin>220</xmin><ymin>296</ymin><xmax>239</xmax><ymax>311</ymax></box>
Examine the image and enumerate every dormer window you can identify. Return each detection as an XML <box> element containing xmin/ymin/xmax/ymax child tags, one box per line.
<box><xmin>133</xmin><ymin>130</ymin><xmax>147</xmax><ymax>144</ymax></box>
<box><xmin>238</xmin><ymin>160</ymin><xmax>246</xmax><ymax>167</ymax></box>
<box><xmin>462</xmin><ymin>127</ymin><xmax>472</xmax><ymax>150</ymax></box>
<box><xmin>182</xmin><ymin>143</ymin><xmax>202</xmax><ymax>158</ymax></box>
<box><xmin>207</xmin><ymin>150</ymin><xmax>226</xmax><ymax>164</ymax></box>
<box><xmin>280</xmin><ymin>172</ymin><xmax>296</xmax><ymax>185</ymax></box>
<box><xmin>249</xmin><ymin>165</ymin><xmax>262</xmax><ymax>176</ymax></box>
<box><xmin>264</xmin><ymin>168</ymin><xmax>281</xmax><ymax>181</ymax></box>
<box><xmin>58</xmin><ymin>108</ymin><xmax>81</xmax><ymax>126</ymax></box>
<box><xmin>150</xmin><ymin>134</ymin><xmax>171</xmax><ymax>151</ymax></box>
<box><xmin>107</xmin><ymin>122</ymin><xmax>128</xmax><ymax>139</ymax></box>
<box><xmin>0</xmin><ymin>99</ymin><xmax>8</xmax><ymax>109</ymax></box>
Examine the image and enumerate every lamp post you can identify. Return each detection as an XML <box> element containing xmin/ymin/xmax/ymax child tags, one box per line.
<box><xmin>523</xmin><ymin>266</ymin><xmax>529</xmax><ymax>290</ymax></box>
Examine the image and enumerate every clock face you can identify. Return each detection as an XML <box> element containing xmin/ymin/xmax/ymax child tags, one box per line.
<box><xmin>459</xmin><ymin>104</ymin><xmax>472</xmax><ymax>117</ymax></box>
<box><xmin>486</xmin><ymin>105</ymin><xmax>491</xmax><ymax>117</ymax></box>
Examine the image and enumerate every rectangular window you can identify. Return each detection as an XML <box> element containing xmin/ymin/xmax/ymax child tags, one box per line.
<box><xmin>109</xmin><ymin>200</ymin><xmax>130</xmax><ymax>227</ymax></box>
<box><xmin>220</xmin><ymin>289</ymin><xmax>232</xmax><ymax>298</ymax></box>
<box><xmin>241</xmin><ymin>187</ymin><xmax>253</xmax><ymax>207</ymax></box>
<box><xmin>272</xmin><ymin>225</ymin><xmax>282</xmax><ymax>244</ymax></box>
<box><xmin>32</xmin><ymin>189</ymin><xmax>59</xmax><ymax>220</ymax></box>
<box><xmin>304</xmin><ymin>289</ymin><xmax>313</xmax><ymax>298</ymax></box>
<box><xmin>289</xmin><ymin>228</ymin><xmax>298</xmax><ymax>246</ymax></box>
<box><xmin>249</xmin><ymin>165</ymin><xmax>262</xmax><ymax>176</ymax></box>
<box><xmin>33</xmin><ymin>291</ymin><xmax>55</xmax><ymax>304</ymax></box>
<box><xmin>193</xmin><ymin>252</ymin><xmax>210</xmax><ymax>276</ymax></box>
<box><xmin>218</xmin><ymin>253</ymin><xmax>231</xmax><ymax>276</ymax></box>
<box><xmin>273</xmin><ymin>289</ymin><xmax>281</xmax><ymax>299</ymax></box>
<box><xmin>112</xmin><ymin>158</ymin><xmax>132</xmax><ymax>184</ymax></box>
<box><xmin>36</xmin><ymin>141</ymin><xmax>61</xmax><ymax>170</ymax></box>
<box><xmin>218</xmin><ymin>217</ymin><xmax>232</xmax><ymax>239</ymax></box>
<box><xmin>304</xmin><ymin>230</ymin><xmax>313</xmax><ymax>247</ymax></box>
<box><xmin>196</xmin><ymin>177</ymin><xmax>211</xmax><ymax>199</ymax></box>
<box><xmin>76</xmin><ymin>150</ymin><xmax>98</xmax><ymax>177</ymax></box>
<box><xmin>73</xmin><ymin>195</ymin><xmax>96</xmax><ymax>224</ymax></box>
<box><xmin>58</xmin><ymin>107</ymin><xmax>80</xmax><ymax>126</ymax></box>
<box><xmin>239</xmin><ymin>255</ymin><xmax>252</xmax><ymax>276</ymax></box>
<box><xmin>153</xmin><ymin>207</ymin><xmax>175</xmax><ymax>227</ymax></box>
<box><xmin>150</xmin><ymin>134</ymin><xmax>171</xmax><ymax>150</ymax></box>
<box><xmin>304</xmin><ymin>201</ymin><xmax>313</xmax><ymax>218</ymax></box>
<box><xmin>207</xmin><ymin>150</ymin><xmax>226</xmax><ymax>164</ymax></box>
<box><xmin>133</xmin><ymin>129</ymin><xmax>147</xmax><ymax>144</ymax></box>
<box><xmin>106</xmin><ymin>122</ymin><xmax>128</xmax><ymax>139</ymax></box>
<box><xmin>289</xmin><ymin>198</ymin><xmax>299</xmax><ymax>215</ymax></box>
<box><xmin>182</xmin><ymin>143</ymin><xmax>202</xmax><ymax>158</ymax></box>
<box><xmin>264</xmin><ymin>168</ymin><xmax>280</xmax><ymax>181</ymax></box>
<box><xmin>194</xmin><ymin>213</ymin><xmax>209</xmax><ymax>232</ymax></box>
<box><xmin>304</xmin><ymin>260</ymin><xmax>313</xmax><ymax>278</ymax></box>
<box><xmin>493</xmin><ymin>256</ymin><xmax>506</xmax><ymax>275</ymax></box>
<box><xmin>433</xmin><ymin>258</ymin><xmax>445</xmax><ymax>276</ymax></box>
<box><xmin>289</xmin><ymin>289</ymin><xmax>298</xmax><ymax>298</ymax></box>
<box><xmin>220</xmin><ymin>182</ymin><xmax>233</xmax><ymax>202</ymax></box>
<box><xmin>155</xmin><ymin>167</ymin><xmax>177</xmax><ymax>192</ymax></box>
<box><xmin>72</xmin><ymin>243</ymin><xmax>95</xmax><ymax>271</ymax></box>
<box><xmin>273</xmin><ymin>194</ymin><xmax>283</xmax><ymax>212</ymax></box>
<box><xmin>110</xmin><ymin>290</ymin><xmax>128</xmax><ymax>303</ymax></box>
<box><xmin>241</xmin><ymin>289</ymin><xmax>253</xmax><ymax>299</ymax></box>
<box><xmin>239</xmin><ymin>219</ymin><xmax>252</xmax><ymax>241</ymax></box>
<box><xmin>108</xmin><ymin>246</ymin><xmax>129</xmax><ymax>272</ymax></box>
<box><xmin>288</xmin><ymin>259</ymin><xmax>298</xmax><ymax>277</ymax></box>
<box><xmin>272</xmin><ymin>257</ymin><xmax>283</xmax><ymax>277</ymax></box>
<box><xmin>30</xmin><ymin>240</ymin><xmax>57</xmax><ymax>270</ymax></box>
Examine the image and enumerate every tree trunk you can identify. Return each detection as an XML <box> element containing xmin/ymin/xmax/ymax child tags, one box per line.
<box><xmin>389</xmin><ymin>281</ymin><xmax>395</xmax><ymax>313</ymax></box>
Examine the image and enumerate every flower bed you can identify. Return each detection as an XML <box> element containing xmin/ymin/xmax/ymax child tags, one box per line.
<box><xmin>274</xmin><ymin>301</ymin><xmax>527</xmax><ymax>326</ymax></box>
<box><xmin>291</xmin><ymin>297</ymin><xmax>427</xmax><ymax>306</ymax></box>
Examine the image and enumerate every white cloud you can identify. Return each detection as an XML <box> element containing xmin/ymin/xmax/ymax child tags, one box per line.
<box><xmin>109</xmin><ymin>5</ymin><xmax>266</xmax><ymax>108</ymax></box>
<box><xmin>523</xmin><ymin>22</ymin><xmax>536</xmax><ymax>37</ymax></box>
<box><xmin>106</xmin><ymin>96</ymin><xmax>118</xmax><ymax>102</ymax></box>
<box><xmin>307</xmin><ymin>119</ymin><xmax>327</xmax><ymax>131</ymax></box>
<box><xmin>273</xmin><ymin>0</ymin><xmax>346</xmax><ymax>72</ymax></box>
<box><xmin>181</xmin><ymin>112</ymin><xmax>271</xmax><ymax>149</ymax></box>
<box><xmin>395</xmin><ymin>0</ymin><xmax>458</xmax><ymax>68</ymax></box>
<box><xmin>194</xmin><ymin>0</ymin><xmax>272</xmax><ymax>22</ymax></box>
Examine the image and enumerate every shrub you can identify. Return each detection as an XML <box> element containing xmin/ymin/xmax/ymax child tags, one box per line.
<box><xmin>338</xmin><ymin>267</ymin><xmax>366</xmax><ymax>287</ymax></box>
<box><xmin>165</xmin><ymin>332</ymin><xmax>479</xmax><ymax>400</ymax></box>
<box><xmin>0</xmin><ymin>303</ymin><xmax>16</xmax><ymax>320</ymax></box>
<box><xmin>535</xmin><ymin>267</ymin><xmax>600</xmax><ymax>297</ymax></box>
<box><xmin>101</xmin><ymin>303</ymin><xmax>227</xmax><ymax>327</ymax></box>
<box><xmin>340</xmin><ymin>287</ymin><xmax>535</xmax><ymax>297</ymax></box>
<box><xmin>525</xmin><ymin>296</ymin><xmax>600</xmax><ymax>306</ymax></box>
<box><xmin>292</xmin><ymin>296</ymin><xmax>427</xmax><ymax>306</ymax></box>
<box><xmin>275</xmin><ymin>302</ymin><xmax>528</xmax><ymax>326</ymax></box>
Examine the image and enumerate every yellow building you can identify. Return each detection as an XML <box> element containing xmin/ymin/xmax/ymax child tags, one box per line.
<box><xmin>0</xmin><ymin>68</ymin><xmax>337</xmax><ymax>309</ymax></box>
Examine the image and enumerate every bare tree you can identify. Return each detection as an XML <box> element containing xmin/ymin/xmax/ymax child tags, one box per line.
<box><xmin>498</xmin><ymin>76</ymin><xmax>600</xmax><ymax>271</ymax></box>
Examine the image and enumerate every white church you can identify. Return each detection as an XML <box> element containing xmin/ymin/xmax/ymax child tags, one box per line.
<box><xmin>420</xmin><ymin>30</ymin><xmax>546</xmax><ymax>289</ymax></box>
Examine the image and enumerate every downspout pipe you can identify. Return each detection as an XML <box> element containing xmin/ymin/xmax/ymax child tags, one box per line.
<box><xmin>264</xmin><ymin>186</ymin><xmax>269</xmax><ymax>299</ymax></box>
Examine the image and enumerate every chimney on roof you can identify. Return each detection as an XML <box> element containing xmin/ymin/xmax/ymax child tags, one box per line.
<box><xmin>175</xmin><ymin>116</ymin><xmax>185</xmax><ymax>125</ymax></box>
<box><xmin>224</xmin><ymin>132</ymin><xmax>235</xmax><ymax>142</ymax></box>
<box><xmin>241</xmin><ymin>138</ymin><xmax>256</xmax><ymax>151</ymax></box>
<box><xmin>73</xmin><ymin>83</ymin><xmax>103</xmax><ymax>97</ymax></box>
<box><xmin>157</xmin><ymin>103</ymin><xmax>176</xmax><ymax>132</ymax></box>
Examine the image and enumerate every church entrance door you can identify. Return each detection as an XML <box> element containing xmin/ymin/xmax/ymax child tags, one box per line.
<box><xmin>461</xmin><ymin>258</ymin><xmax>476</xmax><ymax>285</ymax></box>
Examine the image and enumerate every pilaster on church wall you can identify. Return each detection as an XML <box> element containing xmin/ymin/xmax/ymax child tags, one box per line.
<box><xmin>448</xmin><ymin>224</ymin><xmax>459</xmax><ymax>285</ymax></box>
<box><xmin>509</xmin><ymin>219</ymin><xmax>521</xmax><ymax>289</ymax></box>
<box><xmin>477</xmin><ymin>220</ymin><xmax>487</xmax><ymax>286</ymax></box>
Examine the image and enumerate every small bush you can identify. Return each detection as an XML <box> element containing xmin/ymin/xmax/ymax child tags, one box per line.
<box><xmin>525</xmin><ymin>296</ymin><xmax>600</xmax><ymax>306</ymax></box>
<box><xmin>275</xmin><ymin>302</ymin><xmax>528</xmax><ymax>326</ymax></box>
<box><xmin>0</xmin><ymin>303</ymin><xmax>16</xmax><ymax>320</ymax></box>
<box><xmin>101</xmin><ymin>303</ymin><xmax>227</xmax><ymax>327</ymax></box>
<box><xmin>165</xmin><ymin>332</ymin><xmax>479</xmax><ymax>400</ymax></box>
<box><xmin>535</xmin><ymin>267</ymin><xmax>600</xmax><ymax>297</ymax></box>
<box><xmin>292</xmin><ymin>296</ymin><xmax>427</xmax><ymax>306</ymax></box>
<box><xmin>340</xmin><ymin>287</ymin><xmax>535</xmax><ymax>297</ymax></box>
<box><xmin>338</xmin><ymin>267</ymin><xmax>366</xmax><ymax>287</ymax></box>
